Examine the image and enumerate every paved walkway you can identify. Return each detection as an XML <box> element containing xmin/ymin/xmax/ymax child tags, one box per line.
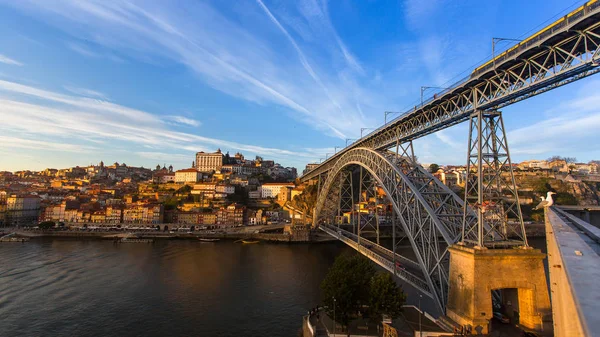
<box><xmin>307</xmin><ymin>307</ymin><xmax>440</xmax><ymax>337</ymax></box>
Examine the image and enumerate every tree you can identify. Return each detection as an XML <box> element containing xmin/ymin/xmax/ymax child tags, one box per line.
<box><xmin>428</xmin><ymin>163</ymin><xmax>440</xmax><ymax>173</ymax></box>
<box><xmin>177</xmin><ymin>185</ymin><xmax>192</xmax><ymax>194</ymax></box>
<box><xmin>532</xmin><ymin>178</ymin><xmax>551</xmax><ymax>194</ymax></box>
<box><xmin>321</xmin><ymin>253</ymin><xmax>375</xmax><ymax>327</ymax></box>
<box><xmin>547</xmin><ymin>155</ymin><xmax>576</xmax><ymax>163</ymax></box>
<box><xmin>555</xmin><ymin>192</ymin><xmax>577</xmax><ymax>205</ymax></box>
<box><xmin>368</xmin><ymin>272</ymin><xmax>406</xmax><ymax>322</ymax></box>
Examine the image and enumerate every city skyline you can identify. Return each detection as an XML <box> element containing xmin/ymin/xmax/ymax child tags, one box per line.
<box><xmin>1</xmin><ymin>0</ymin><xmax>600</xmax><ymax>173</ymax></box>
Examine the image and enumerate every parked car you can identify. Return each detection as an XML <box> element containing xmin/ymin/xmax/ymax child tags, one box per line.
<box><xmin>493</xmin><ymin>311</ymin><xmax>510</xmax><ymax>324</ymax></box>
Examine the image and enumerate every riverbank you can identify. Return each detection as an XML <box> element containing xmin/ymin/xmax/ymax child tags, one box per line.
<box><xmin>0</xmin><ymin>228</ymin><xmax>338</xmax><ymax>243</ymax></box>
<box><xmin>0</xmin><ymin>223</ymin><xmax>546</xmax><ymax>243</ymax></box>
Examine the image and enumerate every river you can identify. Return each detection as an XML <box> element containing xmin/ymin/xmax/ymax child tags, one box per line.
<box><xmin>0</xmin><ymin>237</ymin><xmax>547</xmax><ymax>337</ymax></box>
<box><xmin>0</xmin><ymin>239</ymin><xmax>353</xmax><ymax>337</ymax></box>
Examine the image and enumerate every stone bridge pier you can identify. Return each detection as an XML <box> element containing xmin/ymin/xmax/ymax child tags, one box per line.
<box><xmin>446</xmin><ymin>244</ymin><xmax>552</xmax><ymax>334</ymax></box>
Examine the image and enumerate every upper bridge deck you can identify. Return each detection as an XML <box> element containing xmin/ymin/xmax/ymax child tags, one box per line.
<box><xmin>302</xmin><ymin>2</ymin><xmax>600</xmax><ymax>182</ymax></box>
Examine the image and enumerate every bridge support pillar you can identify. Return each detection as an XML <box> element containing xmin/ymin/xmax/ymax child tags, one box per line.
<box><xmin>446</xmin><ymin>244</ymin><xmax>551</xmax><ymax>334</ymax></box>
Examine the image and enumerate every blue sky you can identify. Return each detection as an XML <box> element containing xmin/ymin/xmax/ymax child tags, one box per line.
<box><xmin>0</xmin><ymin>0</ymin><xmax>599</xmax><ymax>172</ymax></box>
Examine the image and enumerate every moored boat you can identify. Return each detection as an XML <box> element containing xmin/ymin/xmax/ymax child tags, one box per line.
<box><xmin>119</xmin><ymin>237</ymin><xmax>154</xmax><ymax>243</ymax></box>
<box><xmin>241</xmin><ymin>240</ymin><xmax>259</xmax><ymax>244</ymax></box>
<box><xmin>198</xmin><ymin>238</ymin><xmax>220</xmax><ymax>242</ymax></box>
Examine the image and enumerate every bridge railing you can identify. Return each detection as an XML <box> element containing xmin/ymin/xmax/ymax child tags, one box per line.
<box><xmin>335</xmin><ymin>227</ymin><xmax>422</xmax><ymax>269</ymax></box>
<box><xmin>319</xmin><ymin>224</ymin><xmax>432</xmax><ymax>296</ymax></box>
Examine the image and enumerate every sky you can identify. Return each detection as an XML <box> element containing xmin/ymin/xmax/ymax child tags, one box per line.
<box><xmin>0</xmin><ymin>0</ymin><xmax>599</xmax><ymax>172</ymax></box>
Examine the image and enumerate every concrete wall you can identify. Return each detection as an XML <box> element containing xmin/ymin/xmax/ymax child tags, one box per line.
<box><xmin>545</xmin><ymin>211</ymin><xmax>588</xmax><ymax>337</ymax></box>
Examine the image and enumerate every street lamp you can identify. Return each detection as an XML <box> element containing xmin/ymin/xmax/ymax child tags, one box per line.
<box><xmin>360</xmin><ymin>128</ymin><xmax>373</xmax><ymax>138</ymax></box>
<box><xmin>345</xmin><ymin>138</ymin><xmax>356</xmax><ymax>146</ymax></box>
<box><xmin>420</xmin><ymin>86</ymin><xmax>450</xmax><ymax>106</ymax></box>
<box><xmin>492</xmin><ymin>37</ymin><xmax>522</xmax><ymax>69</ymax></box>
<box><xmin>334</xmin><ymin>146</ymin><xmax>342</xmax><ymax>153</ymax></box>
<box><xmin>419</xmin><ymin>294</ymin><xmax>423</xmax><ymax>337</ymax></box>
<box><xmin>333</xmin><ymin>297</ymin><xmax>336</xmax><ymax>336</ymax></box>
<box><xmin>384</xmin><ymin>111</ymin><xmax>402</xmax><ymax>125</ymax></box>
<box><xmin>325</xmin><ymin>153</ymin><xmax>332</xmax><ymax>159</ymax></box>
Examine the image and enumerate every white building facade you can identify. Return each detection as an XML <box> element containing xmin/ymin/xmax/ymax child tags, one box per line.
<box><xmin>260</xmin><ymin>183</ymin><xmax>295</xmax><ymax>198</ymax></box>
<box><xmin>196</xmin><ymin>149</ymin><xmax>224</xmax><ymax>173</ymax></box>
<box><xmin>175</xmin><ymin>169</ymin><xmax>201</xmax><ymax>183</ymax></box>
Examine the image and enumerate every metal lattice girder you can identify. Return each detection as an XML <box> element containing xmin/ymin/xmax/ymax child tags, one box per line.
<box><xmin>462</xmin><ymin>110</ymin><xmax>527</xmax><ymax>247</ymax></box>
<box><xmin>313</xmin><ymin>147</ymin><xmax>474</xmax><ymax>313</ymax></box>
<box><xmin>302</xmin><ymin>8</ymin><xmax>600</xmax><ymax>182</ymax></box>
<box><xmin>338</xmin><ymin>170</ymin><xmax>353</xmax><ymax>218</ymax></box>
<box><xmin>357</xmin><ymin>167</ymin><xmax>378</xmax><ymax>238</ymax></box>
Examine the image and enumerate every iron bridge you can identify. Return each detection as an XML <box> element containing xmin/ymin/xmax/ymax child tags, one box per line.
<box><xmin>300</xmin><ymin>2</ymin><xmax>600</xmax><ymax>314</ymax></box>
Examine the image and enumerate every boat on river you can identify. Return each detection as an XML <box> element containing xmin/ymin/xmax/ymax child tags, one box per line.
<box><xmin>119</xmin><ymin>237</ymin><xmax>154</xmax><ymax>243</ymax></box>
<box><xmin>117</xmin><ymin>233</ymin><xmax>153</xmax><ymax>243</ymax></box>
<box><xmin>241</xmin><ymin>240</ymin><xmax>259</xmax><ymax>244</ymax></box>
<box><xmin>198</xmin><ymin>238</ymin><xmax>220</xmax><ymax>242</ymax></box>
<box><xmin>0</xmin><ymin>233</ymin><xmax>30</xmax><ymax>242</ymax></box>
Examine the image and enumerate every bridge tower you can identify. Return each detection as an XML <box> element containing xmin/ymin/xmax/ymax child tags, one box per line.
<box><xmin>446</xmin><ymin>110</ymin><xmax>551</xmax><ymax>334</ymax></box>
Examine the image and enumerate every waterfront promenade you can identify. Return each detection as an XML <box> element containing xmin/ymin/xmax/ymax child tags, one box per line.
<box><xmin>0</xmin><ymin>223</ymin><xmax>335</xmax><ymax>243</ymax></box>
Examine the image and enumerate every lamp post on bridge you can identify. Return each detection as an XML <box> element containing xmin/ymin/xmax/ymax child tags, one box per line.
<box><xmin>334</xmin><ymin>146</ymin><xmax>342</xmax><ymax>154</ymax></box>
<box><xmin>420</xmin><ymin>86</ymin><xmax>450</xmax><ymax>106</ymax></box>
<box><xmin>345</xmin><ymin>138</ymin><xmax>356</xmax><ymax>146</ymax></box>
<box><xmin>491</xmin><ymin>37</ymin><xmax>522</xmax><ymax>69</ymax></box>
<box><xmin>325</xmin><ymin>153</ymin><xmax>332</xmax><ymax>159</ymax></box>
<box><xmin>384</xmin><ymin>111</ymin><xmax>402</xmax><ymax>125</ymax></box>
<box><xmin>360</xmin><ymin>128</ymin><xmax>373</xmax><ymax>139</ymax></box>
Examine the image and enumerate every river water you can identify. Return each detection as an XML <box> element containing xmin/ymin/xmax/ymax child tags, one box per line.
<box><xmin>0</xmin><ymin>237</ymin><xmax>547</xmax><ymax>337</ymax></box>
<box><xmin>0</xmin><ymin>239</ymin><xmax>352</xmax><ymax>337</ymax></box>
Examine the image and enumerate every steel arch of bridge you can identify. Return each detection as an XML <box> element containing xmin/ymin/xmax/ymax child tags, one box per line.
<box><xmin>313</xmin><ymin>147</ymin><xmax>475</xmax><ymax>312</ymax></box>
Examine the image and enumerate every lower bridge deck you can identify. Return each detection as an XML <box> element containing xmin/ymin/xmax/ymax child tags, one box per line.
<box><xmin>318</xmin><ymin>224</ymin><xmax>433</xmax><ymax>298</ymax></box>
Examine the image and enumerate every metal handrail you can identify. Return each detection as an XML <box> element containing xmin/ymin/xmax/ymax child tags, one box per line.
<box><xmin>319</xmin><ymin>224</ymin><xmax>432</xmax><ymax>295</ymax></box>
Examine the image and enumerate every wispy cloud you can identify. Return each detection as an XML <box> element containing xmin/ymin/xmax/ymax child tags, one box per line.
<box><xmin>163</xmin><ymin>115</ymin><xmax>201</xmax><ymax>127</ymax></box>
<box><xmin>509</xmin><ymin>82</ymin><xmax>600</xmax><ymax>156</ymax></box>
<box><xmin>0</xmin><ymin>135</ymin><xmax>96</xmax><ymax>153</ymax></box>
<box><xmin>0</xmin><ymin>54</ymin><xmax>23</xmax><ymax>66</ymax></box>
<box><xmin>0</xmin><ymin>79</ymin><xmax>324</xmax><ymax>168</ymax></box>
<box><xmin>135</xmin><ymin>151</ymin><xmax>192</xmax><ymax>162</ymax></box>
<box><xmin>5</xmin><ymin>0</ymin><xmax>381</xmax><ymax>140</ymax></box>
<box><xmin>63</xmin><ymin>85</ymin><xmax>108</xmax><ymax>99</ymax></box>
<box><xmin>66</xmin><ymin>42</ymin><xmax>124</xmax><ymax>63</ymax></box>
<box><xmin>67</xmin><ymin>42</ymin><xmax>100</xmax><ymax>58</ymax></box>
